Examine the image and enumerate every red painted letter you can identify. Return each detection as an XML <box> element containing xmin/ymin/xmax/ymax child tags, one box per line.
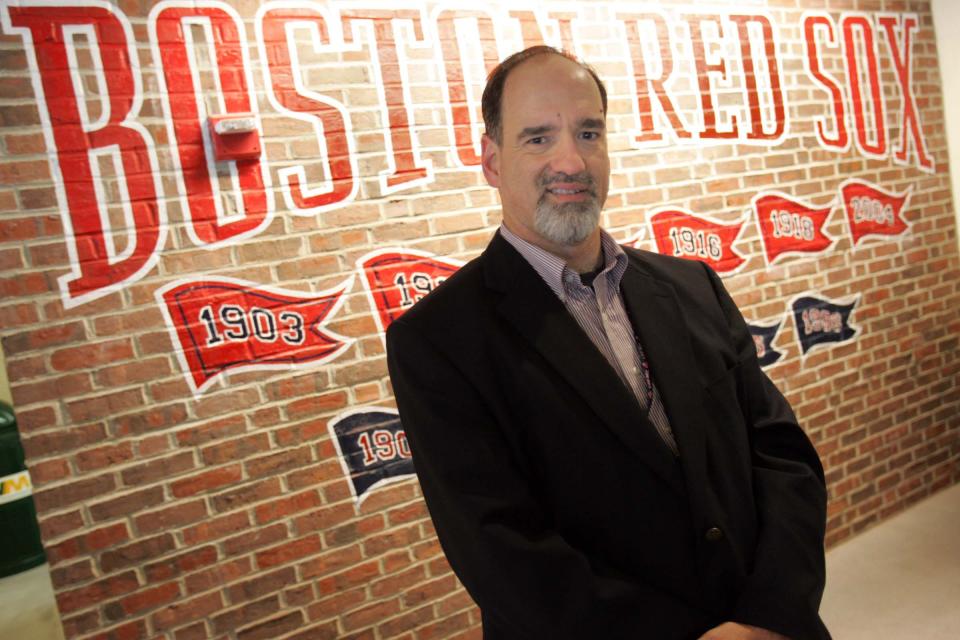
<box><xmin>730</xmin><ymin>14</ymin><xmax>786</xmax><ymax>142</ymax></box>
<box><xmin>618</xmin><ymin>11</ymin><xmax>692</xmax><ymax>145</ymax></box>
<box><xmin>258</xmin><ymin>4</ymin><xmax>357</xmax><ymax>213</ymax></box>
<box><xmin>803</xmin><ymin>13</ymin><xmax>849</xmax><ymax>150</ymax></box>
<box><xmin>687</xmin><ymin>14</ymin><xmax>739</xmax><ymax>139</ymax></box>
<box><xmin>341</xmin><ymin>8</ymin><xmax>432</xmax><ymax>193</ymax></box>
<box><xmin>3</xmin><ymin>3</ymin><xmax>164</xmax><ymax>308</ymax></box>
<box><xmin>841</xmin><ymin>15</ymin><xmax>886</xmax><ymax>158</ymax></box>
<box><xmin>150</xmin><ymin>1</ymin><xmax>272</xmax><ymax>247</ymax></box>
<box><xmin>879</xmin><ymin>14</ymin><xmax>933</xmax><ymax>171</ymax></box>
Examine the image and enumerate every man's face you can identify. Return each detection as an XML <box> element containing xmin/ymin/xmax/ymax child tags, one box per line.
<box><xmin>482</xmin><ymin>54</ymin><xmax>610</xmax><ymax>250</ymax></box>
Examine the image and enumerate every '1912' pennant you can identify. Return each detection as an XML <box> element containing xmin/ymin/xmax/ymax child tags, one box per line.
<box><xmin>157</xmin><ymin>276</ymin><xmax>353</xmax><ymax>396</ymax></box>
<box><xmin>841</xmin><ymin>179</ymin><xmax>911</xmax><ymax>245</ymax></box>
<box><xmin>747</xmin><ymin>320</ymin><xmax>785</xmax><ymax>368</ymax></box>
<box><xmin>329</xmin><ymin>407</ymin><xmax>414</xmax><ymax>505</ymax></box>
<box><xmin>753</xmin><ymin>191</ymin><xmax>836</xmax><ymax>265</ymax></box>
<box><xmin>357</xmin><ymin>249</ymin><xmax>463</xmax><ymax>335</ymax></box>
<box><xmin>791</xmin><ymin>294</ymin><xmax>860</xmax><ymax>356</ymax></box>
<box><xmin>648</xmin><ymin>208</ymin><xmax>747</xmax><ymax>274</ymax></box>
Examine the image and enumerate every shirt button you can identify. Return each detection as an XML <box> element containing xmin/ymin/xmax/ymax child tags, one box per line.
<box><xmin>704</xmin><ymin>527</ymin><xmax>724</xmax><ymax>542</ymax></box>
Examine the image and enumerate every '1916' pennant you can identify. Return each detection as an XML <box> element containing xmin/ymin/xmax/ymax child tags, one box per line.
<box><xmin>157</xmin><ymin>276</ymin><xmax>353</xmax><ymax>396</ymax></box>
<box><xmin>329</xmin><ymin>407</ymin><xmax>414</xmax><ymax>506</ymax></box>
<box><xmin>841</xmin><ymin>179</ymin><xmax>911</xmax><ymax>245</ymax></box>
<box><xmin>357</xmin><ymin>249</ymin><xmax>464</xmax><ymax>335</ymax></box>
<box><xmin>747</xmin><ymin>320</ymin><xmax>785</xmax><ymax>368</ymax></box>
<box><xmin>753</xmin><ymin>191</ymin><xmax>836</xmax><ymax>265</ymax></box>
<box><xmin>791</xmin><ymin>293</ymin><xmax>860</xmax><ymax>356</ymax></box>
<box><xmin>648</xmin><ymin>208</ymin><xmax>747</xmax><ymax>274</ymax></box>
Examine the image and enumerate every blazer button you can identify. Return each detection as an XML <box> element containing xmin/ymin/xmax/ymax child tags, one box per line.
<box><xmin>705</xmin><ymin>527</ymin><xmax>724</xmax><ymax>542</ymax></box>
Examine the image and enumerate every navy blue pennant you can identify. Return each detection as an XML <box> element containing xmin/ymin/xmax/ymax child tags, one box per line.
<box><xmin>747</xmin><ymin>321</ymin><xmax>784</xmax><ymax>368</ymax></box>
<box><xmin>791</xmin><ymin>295</ymin><xmax>859</xmax><ymax>355</ymax></box>
<box><xmin>329</xmin><ymin>408</ymin><xmax>414</xmax><ymax>505</ymax></box>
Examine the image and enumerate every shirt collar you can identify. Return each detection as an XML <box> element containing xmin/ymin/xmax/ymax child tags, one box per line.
<box><xmin>499</xmin><ymin>225</ymin><xmax>628</xmax><ymax>301</ymax></box>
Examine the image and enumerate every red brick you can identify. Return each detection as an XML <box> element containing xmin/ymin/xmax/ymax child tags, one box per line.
<box><xmin>89</xmin><ymin>487</ymin><xmax>165</xmax><ymax>522</ymax></box>
<box><xmin>170</xmin><ymin>464</ymin><xmax>242</xmax><ymax>498</ymax></box>
<box><xmin>255</xmin><ymin>534</ymin><xmax>323</xmax><ymax>569</ymax></box>
<box><xmin>145</xmin><ymin>545</ymin><xmax>218</xmax><ymax>583</ymax></box>
<box><xmin>2</xmin><ymin>321</ymin><xmax>85</xmax><ymax>355</ymax></box>
<box><xmin>121</xmin><ymin>451</ymin><xmax>196</xmax><ymax>487</ymax></box>
<box><xmin>114</xmin><ymin>581</ymin><xmax>181</xmax><ymax>616</ymax></box>
<box><xmin>211</xmin><ymin>477</ymin><xmax>282</xmax><ymax>514</ymax></box>
<box><xmin>100</xmin><ymin>533</ymin><xmax>176</xmax><ymax>573</ymax></box>
<box><xmin>135</xmin><ymin>499</ymin><xmax>208</xmax><ymax>535</ymax></box>
<box><xmin>11</xmin><ymin>372</ymin><xmax>93</xmax><ymax>407</ymax></box>
<box><xmin>50</xmin><ymin>338</ymin><xmax>135</xmax><ymax>371</ymax></box>
<box><xmin>151</xmin><ymin>592</ymin><xmax>223</xmax><ymax>631</ymax></box>
<box><xmin>112</xmin><ymin>402</ymin><xmax>189</xmax><ymax>437</ymax></box>
<box><xmin>39</xmin><ymin>510</ymin><xmax>85</xmax><ymax>541</ymax></box>
<box><xmin>33</xmin><ymin>473</ymin><xmax>116</xmax><ymax>512</ymax></box>
<box><xmin>245</xmin><ymin>445</ymin><xmax>313</xmax><ymax>479</ymax></box>
<box><xmin>223</xmin><ymin>523</ymin><xmax>287</xmax><ymax>557</ymax></box>
<box><xmin>57</xmin><ymin>571</ymin><xmax>140</xmax><ymax>614</ymax></box>
<box><xmin>213</xmin><ymin>595</ymin><xmax>281</xmax><ymax>635</ymax></box>
<box><xmin>75</xmin><ymin>442</ymin><xmax>135</xmax><ymax>473</ymax></box>
<box><xmin>254</xmin><ymin>489</ymin><xmax>322</xmax><ymax>524</ymax></box>
<box><xmin>175</xmin><ymin>414</ymin><xmax>246</xmax><ymax>446</ymax></box>
<box><xmin>226</xmin><ymin>567</ymin><xmax>296</xmax><ymax>602</ymax></box>
<box><xmin>238</xmin><ymin>612</ymin><xmax>305</xmax><ymax>640</ymax></box>
<box><xmin>184</xmin><ymin>557</ymin><xmax>251</xmax><ymax>595</ymax></box>
<box><xmin>201</xmin><ymin>432</ymin><xmax>270</xmax><ymax>466</ymax></box>
<box><xmin>66</xmin><ymin>388</ymin><xmax>145</xmax><ymax>422</ymax></box>
<box><xmin>182</xmin><ymin>511</ymin><xmax>250</xmax><ymax>546</ymax></box>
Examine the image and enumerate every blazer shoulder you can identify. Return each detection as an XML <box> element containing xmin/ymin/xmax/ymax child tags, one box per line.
<box><xmin>386</xmin><ymin>253</ymin><xmax>489</xmax><ymax>335</ymax></box>
<box><xmin>622</xmin><ymin>244</ymin><xmax>714</xmax><ymax>287</ymax></box>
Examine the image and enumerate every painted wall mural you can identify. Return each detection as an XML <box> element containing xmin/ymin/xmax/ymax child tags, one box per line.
<box><xmin>0</xmin><ymin>1</ymin><xmax>957</xmax><ymax>639</ymax></box>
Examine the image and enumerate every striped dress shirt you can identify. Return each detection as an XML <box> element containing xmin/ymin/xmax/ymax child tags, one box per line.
<box><xmin>500</xmin><ymin>225</ymin><xmax>679</xmax><ymax>456</ymax></box>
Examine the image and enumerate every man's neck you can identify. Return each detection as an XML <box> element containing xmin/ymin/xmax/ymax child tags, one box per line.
<box><xmin>503</xmin><ymin>221</ymin><xmax>603</xmax><ymax>273</ymax></box>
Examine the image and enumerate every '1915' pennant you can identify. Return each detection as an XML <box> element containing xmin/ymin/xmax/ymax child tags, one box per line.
<box><xmin>648</xmin><ymin>208</ymin><xmax>747</xmax><ymax>274</ymax></box>
<box><xmin>841</xmin><ymin>179</ymin><xmax>911</xmax><ymax>245</ymax></box>
<box><xmin>753</xmin><ymin>191</ymin><xmax>836</xmax><ymax>265</ymax></box>
<box><xmin>329</xmin><ymin>407</ymin><xmax>414</xmax><ymax>506</ymax></box>
<box><xmin>791</xmin><ymin>293</ymin><xmax>860</xmax><ymax>356</ymax></box>
<box><xmin>357</xmin><ymin>249</ymin><xmax>463</xmax><ymax>335</ymax></box>
<box><xmin>157</xmin><ymin>276</ymin><xmax>353</xmax><ymax>396</ymax></box>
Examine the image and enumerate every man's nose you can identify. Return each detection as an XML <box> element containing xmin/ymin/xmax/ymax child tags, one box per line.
<box><xmin>548</xmin><ymin>134</ymin><xmax>587</xmax><ymax>176</ymax></box>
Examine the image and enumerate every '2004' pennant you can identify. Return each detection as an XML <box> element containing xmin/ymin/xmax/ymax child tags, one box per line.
<box><xmin>752</xmin><ymin>191</ymin><xmax>837</xmax><ymax>266</ymax></box>
<box><xmin>329</xmin><ymin>407</ymin><xmax>414</xmax><ymax>506</ymax></box>
<box><xmin>791</xmin><ymin>293</ymin><xmax>860</xmax><ymax>357</ymax></box>
<box><xmin>648</xmin><ymin>208</ymin><xmax>748</xmax><ymax>275</ymax></box>
<box><xmin>357</xmin><ymin>249</ymin><xmax>464</xmax><ymax>336</ymax></box>
<box><xmin>841</xmin><ymin>179</ymin><xmax>911</xmax><ymax>245</ymax></box>
<box><xmin>157</xmin><ymin>276</ymin><xmax>353</xmax><ymax>396</ymax></box>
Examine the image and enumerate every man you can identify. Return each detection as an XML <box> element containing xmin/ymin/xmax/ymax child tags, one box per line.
<box><xmin>386</xmin><ymin>46</ymin><xmax>830</xmax><ymax>640</ymax></box>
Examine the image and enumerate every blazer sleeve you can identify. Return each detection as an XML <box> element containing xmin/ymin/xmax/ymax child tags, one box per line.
<box><xmin>702</xmin><ymin>264</ymin><xmax>830</xmax><ymax>640</ymax></box>
<box><xmin>386</xmin><ymin>316</ymin><xmax>716</xmax><ymax>640</ymax></box>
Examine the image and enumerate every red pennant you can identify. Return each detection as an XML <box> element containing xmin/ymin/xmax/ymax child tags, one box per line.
<box><xmin>157</xmin><ymin>276</ymin><xmax>352</xmax><ymax>395</ymax></box>
<box><xmin>752</xmin><ymin>191</ymin><xmax>836</xmax><ymax>265</ymax></box>
<box><xmin>648</xmin><ymin>208</ymin><xmax>747</xmax><ymax>274</ymax></box>
<box><xmin>840</xmin><ymin>179</ymin><xmax>911</xmax><ymax>245</ymax></box>
<box><xmin>357</xmin><ymin>249</ymin><xmax>464</xmax><ymax>334</ymax></box>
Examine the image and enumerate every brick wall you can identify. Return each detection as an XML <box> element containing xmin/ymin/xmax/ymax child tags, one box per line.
<box><xmin>0</xmin><ymin>1</ymin><xmax>958</xmax><ymax>639</ymax></box>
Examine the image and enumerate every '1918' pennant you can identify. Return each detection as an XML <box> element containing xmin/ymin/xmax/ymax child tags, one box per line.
<box><xmin>753</xmin><ymin>191</ymin><xmax>836</xmax><ymax>266</ymax></box>
<box><xmin>747</xmin><ymin>320</ymin><xmax>785</xmax><ymax>368</ymax></box>
<box><xmin>357</xmin><ymin>249</ymin><xmax>463</xmax><ymax>335</ymax></box>
<box><xmin>157</xmin><ymin>276</ymin><xmax>353</xmax><ymax>396</ymax></box>
<box><xmin>791</xmin><ymin>294</ymin><xmax>860</xmax><ymax>356</ymax></box>
<box><xmin>841</xmin><ymin>179</ymin><xmax>911</xmax><ymax>245</ymax></box>
<box><xmin>329</xmin><ymin>407</ymin><xmax>414</xmax><ymax>505</ymax></box>
<box><xmin>648</xmin><ymin>208</ymin><xmax>747</xmax><ymax>274</ymax></box>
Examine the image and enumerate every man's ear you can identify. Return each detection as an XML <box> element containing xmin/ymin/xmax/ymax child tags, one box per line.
<box><xmin>480</xmin><ymin>134</ymin><xmax>500</xmax><ymax>188</ymax></box>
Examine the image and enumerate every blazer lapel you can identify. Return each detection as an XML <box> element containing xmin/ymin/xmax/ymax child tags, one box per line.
<box><xmin>483</xmin><ymin>233</ymin><xmax>684</xmax><ymax>494</ymax></box>
<box><xmin>620</xmin><ymin>259</ymin><xmax>708</xmax><ymax>497</ymax></box>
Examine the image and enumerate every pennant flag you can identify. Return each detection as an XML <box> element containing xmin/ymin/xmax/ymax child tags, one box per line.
<box><xmin>791</xmin><ymin>294</ymin><xmax>860</xmax><ymax>356</ymax></box>
<box><xmin>752</xmin><ymin>191</ymin><xmax>836</xmax><ymax>265</ymax></box>
<box><xmin>156</xmin><ymin>276</ymin><xmax>352</xmax><ymax>395</ymax></box>
<box><xmin>840</xmin><ymin>179</ymin><xmax>911</xmax><ymax>245</ymax></box>
<box><xmin>747</xmin><ymin>320</ymin><xmax>784</xmax><ymax>368</ymax></box>
<box><xmin>622</xmin><ymin>227</ymin><xmax>647</xmax><ymax>250</ymax></box>
<box><xmin>329</xmin><ymin>408</ymin><xmax>414</xmax><ymax>505</ymax></box>
<box><xmin>357</xmin><ymin>249</ymin><xmax>463</xmax><ymax>335</ymax></box>
<box><xmin>648</xmin><ymin>208</ymin><xmax>747</xmax><ymax>274</ymax></box>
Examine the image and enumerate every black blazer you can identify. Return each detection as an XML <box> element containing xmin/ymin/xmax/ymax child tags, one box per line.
<box><xmin>386</xmin><ymin>231</ymin><xmax>829</xmax><ymax>640</ymax></box>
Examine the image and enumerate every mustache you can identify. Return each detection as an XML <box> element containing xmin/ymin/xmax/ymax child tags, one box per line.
<box><xmin>538</xmin><ymin>171</ymin><xmax>596</xmax><ymax>190</ymax></box>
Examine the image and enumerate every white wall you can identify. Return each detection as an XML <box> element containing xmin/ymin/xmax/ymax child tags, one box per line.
<box><xmin>932</xmin><ymin>0</ymin><xmax>960</xmax><ymax>251</ymax></box>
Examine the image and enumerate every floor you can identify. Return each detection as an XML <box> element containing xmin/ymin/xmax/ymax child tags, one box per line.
<box><xmin>0</xmin><ymin>483</ymin><xmax>957</xmax><ymax>639</ymax></box>
<box><xmin>820</xmin><ymin>482</ymin><xmax>960</xmax><ymax>639</ymax></box>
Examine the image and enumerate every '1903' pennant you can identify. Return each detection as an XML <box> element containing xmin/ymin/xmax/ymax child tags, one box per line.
<box><xmin>753</xmin><ymin>191</ymin><xmax>836</xmax><ymax>266</ymax></box>
<box><xmin>747</xmin><ymin>320</ymin><xmax>785</xmax><ymax>368</ymax></box>
<box><xmin>157</xmin><ymin>276</ymin><xmax>353</xmax><ymax>396</ymax></box>
<box><xmin>648</xmin><ymin>208</ymin><xmax>747</xmax><ymax>274</ymax></box>
<box><xmin>841</xmin><ymin>178</ymin><xmax>911</xmax><ymax>245</ymax></box>
<box><xmin>357</xmin><ymin>249</ymin><xmax>464</xmax><ymax>336</ymax></box>
<box><xmin>329</xmin><ymin>407</ymin><xmax>414</xmax><ymax>506</ymax></box>
<box><xmin>791</xmin><ymin>293</ymin><xmax>860</xmax><ymax>356</ymax></box>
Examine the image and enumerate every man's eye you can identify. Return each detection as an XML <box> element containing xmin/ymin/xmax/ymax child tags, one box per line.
<box><xmin>528</xmin><ymin>136</ymin><xmax>546</xmax><ymax>145</ymax></box>
<box><xmin>580</xmin><ymin>131</ymin><xmax>601</xmax><ymax>140</ymax></box>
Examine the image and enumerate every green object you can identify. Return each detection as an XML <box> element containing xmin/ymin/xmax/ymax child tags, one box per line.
<box><xmin>0</xmin><ymin>401</ymin><xmax>47</xmax><ymax>578</ymax></box>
